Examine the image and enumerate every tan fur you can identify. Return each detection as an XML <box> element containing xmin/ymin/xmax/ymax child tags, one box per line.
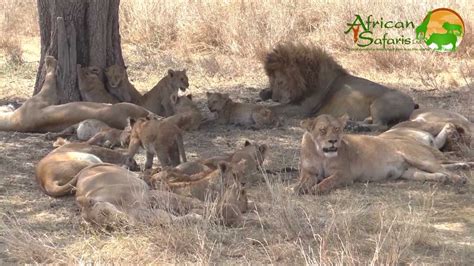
<box><xmin>0</xmin><ymin>57</ymin><xmax>152</xmax><ymax>133</ymax></box>
<box><xmin>45</xmin><ymin>119</ymin><xmax>109</xmax><ymax>141</ymax></box>
<box><xmin>262</xmin><ymin>43</ymin><xmax>415</xmax><ymax>128</ymax></box>
<box><xmin>75</xmin><ymin>164</ymin><xmax>202</xmax><ymax>227</ymax></box>
<box><xmin>140</xmin><ymin>69</ymin><xmax>189</xmax><ymax>116</ymax></box>
<box><xmin>105</xmin><ymin>64</ymin><xmax>143</xmax><ymax>104</ymax></box>
<box><xmin>392</xmin><ymin>108</ymin><xmax>473</xmax><ymax>150</ymax></box>
<box><xmin>35</xmin><ymin>143</ymin><xmax>139</xmax><ymax>197</ymax></box>
<box><xmin>87</xmin><ymin>127</ymin><xmax>131</xmax><ymax>149</ymax></box>
<box><xmin>127</xmin><ymin>117</ymin><xmax>187</xmax><ymax>169</ymax></box>
<box><xmin>77</xmin><ymin>65</ymin><xmax>118</xmax><ymax>103</ymax></box>
<box><xmin>148</xmin><ymin>161</ymin><xmax>248</xmax><ymax>226</ymax></box>
<box><xmin>295</xmin><ymin>115</ymin><xmax>466</xmax><ymax>194</ymax></box>
<box><xmin>201</xmin><ymin>140</ymin><xmax>268</xmax><ymax>184</ymax></box>
<box><xmin>164</xmin><ymin>94</ymin><xmax>203</xmax><ymax>131</ymax></box>
<box><xmin>206</xmin><ymin>92</ymin><xmax>279</xmax><ymax>129</ymax></box>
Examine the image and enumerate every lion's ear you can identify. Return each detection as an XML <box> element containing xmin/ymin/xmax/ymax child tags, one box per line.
<box><xmin>186</xmin><ymin>94</ymin><xmax>193</xmax><ymax>100</ymax></box>
<box><xmin>124</xmin><ymin>65</ymin><xmax>128</xmax><ymax>69</ymax></box>
<box><xmin>339</xmin><ymin>114</ymin><xmax>350</xmax><ymax>127</ymax></box>
<box><xmin>244</xmin><ymin>140</ymin><xmax>251</xmax><ymax>146</ymax></box>
<box><xmin>168</xmin><ymin>69</ymin><xmax>175</xmax><ymax>77</ymax></box>
<box><xmin>218</xmin><ymin>161</ymin><xmax>230</xmax><ymax>174</ymax></box>
<box><xmin>127</xmin><ymin>117</ymin><xmax>137</xmax><ymax>128</ymax></box>
<box><xmin>258</xmin><ymin>144</ymin><xmax>268</xmax><ymax>156</ymax></box>
<box><xmin>183</xmin><ymin>68</ymin><xmax>187</xmax><ymax>74</ymax></box>
<box><xmin>300</xmin><ymin>119</ymin><xmax>315</xmax><ymax>131</ymax></box>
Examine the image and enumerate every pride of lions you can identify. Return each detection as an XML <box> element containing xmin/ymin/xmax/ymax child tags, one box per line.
<box><xmin>1</xmin><ymin>43</ymin><xmax>472</xmax><ymax>228</ymax></box>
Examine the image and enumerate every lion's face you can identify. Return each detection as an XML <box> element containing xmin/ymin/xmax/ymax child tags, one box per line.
<box><xmin>168</xmin><ymin>69</ymin><xmax>189</xmax><ymax>92</ymax></box>
<box><xmin>78</xmin><ymin>65</ymin><xmax>102</xmax><ymax>81</ymax></box>
<box><xmin>206</xmin><ymin>92</ymin><xmax>230</xmax><ymax>112</ymax></box>
<box><xmin>218</xmin><ymin>160</ymin><xmax>246</xmax><ymax>188</ymax></box>
<box><xmin>241</xmin><ymin>140</ymin><xmax>268</xmax><ymax>168</ymax></box>
<box><xmin>269</xmin><ymin>70</ymin><xmax>293</xmax><ymax>104</ymax></box>
<box><xmin>105</xmin><ymin>65</ymin><xmax>126</xmax><ymax>88</ymax></box>
<box><xmin>301</xmin><ymin>114</ymin><xmax>348</xmax><ymax>158</ymax></box>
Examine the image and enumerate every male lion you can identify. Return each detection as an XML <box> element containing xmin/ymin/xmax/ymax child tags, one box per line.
<box><xmin>295</xmin><ymin>114</ymin><xmax>466</xmax><ymax>194</ymax></box>
<box><xmin>77</xmin><ymin>64</ymin><xmax>119</xmax><ymax>103</ymax></box>
<box><xmin>36</xmin><ymin>143</ymin><xmax>139</xmax><ymax>197</ymax></box>
<box><xmin>0</xmin><ymin>56</ymin><xmax>151</xmax><ymax>133</ymax></box>
<box><xmin>75</xmin><ymin>163</ymin><xmax>203</xmax><ymax>227</ymax></box>
<box><xmin>260</xmin><ymin>43</ymin><xmax>416</xmax><ymax>129</ymax></box>
<box><xmin>105</xmin><ymin>64</ymin><xmax>143</xmax><ymax>104</ymax></box>
<box><xmin>206</xmin><ymin>92</ymin><xmax>279</xmax><ymax>129</ymax></box>
<box><xmin>127</xmin><ymin>117</ymin><xmax>186</xmax><ymax>169</ymax></box>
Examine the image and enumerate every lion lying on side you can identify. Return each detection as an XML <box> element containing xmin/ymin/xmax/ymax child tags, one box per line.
<box><xmin>295</xmin><ymin>114</ymin><xmax>467</xmax><ymax>194</ymax></box>
<box><xmin>36</xmin><ymin>143</ymin><xmax>139</xmax><ymax>197</ymax></box>
<box><xmin>389</xmin><ymin>108</ymin><xmax>473</xmax><ymax>151</ymax></box>
<box><xmin>75</xmin><ymin>163</ymin><xmax>203</xmax><ymax>227</ymax></box>
<box><xmin>0</xmin><ymin>56</ymin><xmax>151</xmax><ymax>133</ymax></box>
<box><xmin>260</xmin><ymin>43</ymin><xmax>416</xmax><ymax>129</ymax></box>
<box><xmin>147</xmin><ymin>160</ymin><xmax>249</xmax><ymax>226</ymax></box>
<box><xmin>207</xmin><ymin>92</ymin><xmax>279</xmax><ymax>129</ymax></box>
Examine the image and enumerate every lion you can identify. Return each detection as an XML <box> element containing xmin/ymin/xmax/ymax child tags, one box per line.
<box><xmin>75</xmin><ymin>163</ymin><xmax>203</xmax><ymax>227</ymax></box>
<box><xmin>206</xmin><ymin>92</ymin><xmax>279</xmax><ymax>129</ymax></box>
<box><xmin>105</xmin><ymin>64</ymin><xmax>143</xmax><ymax>104</ymax></box>
<box><xmin>0</xmin><ymin>57</ymin><xmax>152</xmax><ymax>133</ymax></box>
<box><xmin>77</xmin><ymin>64</ymin><xmax>119</xmax><ymax>103</ymax></box>
<box><xmin>295</xmin><ymin>114</ymin><xmax>467</xmax><ymax>195</ymax></box>
<box><xmin>147</xmin><ymin>160</ymin><xmax>249</xmax><ymax>226</ymax></box>
<box><xmin>127</xmin><ymin>117</ymin><xmax>186</xmax><ymax>169</ymax></box>
<box><xmin>140</xmin><ymin>69</ymin><xmax>189</xmax><ymax>116</ymax></box>
<box><xmin>45</xmin><ymin>119</ymin><xmax>109</xmax><ymax>141</ymax></box>
<box><xmin>260</xmin><ymin>43</ymin><xmax>416</xmax><ymax>129</ymax></box>
<box><xmin>200</xmin><ymin>140</ymin><xmax>268</xmax><ymax>184</ymax></box>
<box><xmin>164</xmin><ymin>93</ymin><xmax>203</xmax><ymax>131</ymax></box>
<box><xmin>35</xmin><ymin>143</ymin><xmax>139</xmax><ymax>197</ymax></box>
<box><xmin>87</xmin><ymin>127</ymin><xmax>131</xmax><ymax>149</ymax></box>
<box><xmin>391</xmin><ymin>108</ymin><xmax>473</xmax><ymax>151</ymax></box>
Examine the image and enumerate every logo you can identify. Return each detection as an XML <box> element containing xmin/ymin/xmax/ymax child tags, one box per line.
<box><xmin>416</xmin><ymin>8</ymin><xmax>464</xmax><ymax>52</ymax></box>
<box><xmin>345</xmin><ymin>8</ymin><xmax>464</xmax><ymax>52</ymax></box>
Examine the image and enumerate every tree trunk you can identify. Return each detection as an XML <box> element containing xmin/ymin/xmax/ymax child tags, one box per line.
<box><xmin>34</xmin><ymin>0</ymin><xmax>124</xmax><ymax>103</ymax></box>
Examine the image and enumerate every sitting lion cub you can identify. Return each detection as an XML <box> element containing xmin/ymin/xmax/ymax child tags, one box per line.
<box><xmin>77</xmin><ymin>65</ymin><xmax>119</xmax><ymax>103</ymax></box>
<box><xmin>127</xmin><ymin>117</ymin><xmax>186</xmax><ymax>169</ymax></box>
<box><xmin>206</xmin><ymin>92</ymin><xmax>279</xmax><ymax>129</ymax></box>
<box><xmin>105</xmin><ymin>64</ymin><xmax>143</xmax><ymax>104</ymax></box>
<box><xmin>295</xmin><ymin>114</ymin><xmax>467</xmax><ymax>194</ymax></box>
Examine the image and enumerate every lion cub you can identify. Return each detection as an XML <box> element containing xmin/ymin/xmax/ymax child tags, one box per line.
<box><xmin>77</xmin><ymin>65</ymin><xmax>118</xmax><ymax>103</ymax></box>
<box><xmin>105</xmin><ymin>64</ymin><xmax>143</xmax><ymax>104</ymax></box>
<box><xmin>206</xmin><ymin>92</ymin><xmax>279</xmax><ymax>129</ymax></box>
<box><xmin>127</xmin><ymin>116</ymin><xmax>186</xmax><ymax>169</ymax></box>
<box><xmin>295</xmin><ymin>114</ymin><xmax>466</xmax><ymax>194</ymax></box>
<box><xmin>164</xmin><ymin>94</ymin><xmax>203</xmax><ymax>131</ymax></box>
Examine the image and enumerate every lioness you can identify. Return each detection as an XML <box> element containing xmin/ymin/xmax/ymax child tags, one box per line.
<box><xmin>36</xmin><ymin>143</ymin><xmax>139</xmax><ymax>197</ymax></box>
<box><xmin>207</xmin><ymin>92</ymin><xmax>279</xmax><ymax>129</ymax></box>
<box><xmin>141</xmin><ymin>69</ymin><xmax>189</xmax><ymax>116</ymax></box>
<box><xmin>77</xmin><ymin>64</ymin><xmax>119</xmax><ymax>103</ymax></box>
<box><xmin>127</xmin><ymin>117</ymin><xmax>186</xmax><ymax>169</ymax></box>
<box><xmin>75</xmin><ymin>163</ymin><xmax>203</xmax><ymax>227</ymax></box>
<box><xmin>391</xmin><ymin>108</ymin><xmax>473</xmax><ymax>150</ymax></box>
<box><xmin>105</xmin><ymin>64</ymin><xmax>143</xmax><ymax>104</ymax></box>
<box><xmin>164</xmin><ymin>94</ymin><xmax>203</xmax><ymax>131</ymax></box>
<box><xmin>260</xmin><ymin>43</ymin><xmax>415</xmax><ymax>129</ymax></box>
<box><xmin>0</xmin><ymin>58</ymin><xmax>151</xmax><ymax>133</ymax></box>
<box><xmin>295</xmin><ymin>114</ymin><xmax>466</xmax><ymax>194</ymax></box>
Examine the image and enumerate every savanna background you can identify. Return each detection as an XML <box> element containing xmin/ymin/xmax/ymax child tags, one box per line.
<box><xmin>0</xmin><ymin>0</ymin><xmax>473</xmax><ymax>264</ymax></box>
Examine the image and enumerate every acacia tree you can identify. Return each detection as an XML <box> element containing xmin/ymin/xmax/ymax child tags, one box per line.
<box><xmin>34</xmin><ymin>0</ymin><xmax>124</xmax><ymax>103</ymax></box>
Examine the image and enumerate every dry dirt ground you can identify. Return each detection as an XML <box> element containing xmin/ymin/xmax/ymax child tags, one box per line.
<box><xmin>0</xmin><ymin>38</ymin><xmax>473</xmax><ymax>264</ymax></box>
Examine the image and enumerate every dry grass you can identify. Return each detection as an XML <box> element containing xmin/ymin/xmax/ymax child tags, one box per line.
<box><xmin>1</xmin><ymin>0</ymin><xmax>473</xmax><ymax>264</ymax></box>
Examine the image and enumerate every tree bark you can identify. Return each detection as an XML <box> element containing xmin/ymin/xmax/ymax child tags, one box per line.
<box><xmin>34</xmin><ymin>0</ymin><xmax>124</xmax><ymax>103</ymax></box>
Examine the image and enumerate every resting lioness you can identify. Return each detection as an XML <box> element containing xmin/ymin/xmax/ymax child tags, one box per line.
<box><xmin>207</xmin><ymin>92</ymin><xmax>279</xmax><ymax>129</ymax></box>
<box><xmin>391</xmin><ymin>108</ymin><xmax>473</xmax><ymax>151</ymax></box>
<box><xmin>36</xmin><ymin>143</ymin><xmax>139</xmax><ymax>197</ymax></box>
<box><xmin>0</xmin><ymin>57</ymin><xmax>151</xmax><ymax>133</ymax></box>
<box><xmin>77</xmin><ymin>64</ymin><xmax>119</xmax><ymax>103</ymax></box>
<box><xmin>260</xmin><ymin>43</ymin><xmax>415</xmax><ymax>129</ymax></box>
<box><xmin>164</xmin><ymin>94</ymin><xmax>203</xmax><ymax>131</ymax></box>
<box><xmin>295</xmin><ymin>114</ymin><xmax>467</xmax><ymax>194</ymax></box>
<box><xmin>127</xmin><ymin>116</ymin><xmax>186</xmax><ymax>169</ymax></box>
<box><xmin>75</xmin><ymin>163</ymin><xmax>203</xmax><ymax>227</ymax></box>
